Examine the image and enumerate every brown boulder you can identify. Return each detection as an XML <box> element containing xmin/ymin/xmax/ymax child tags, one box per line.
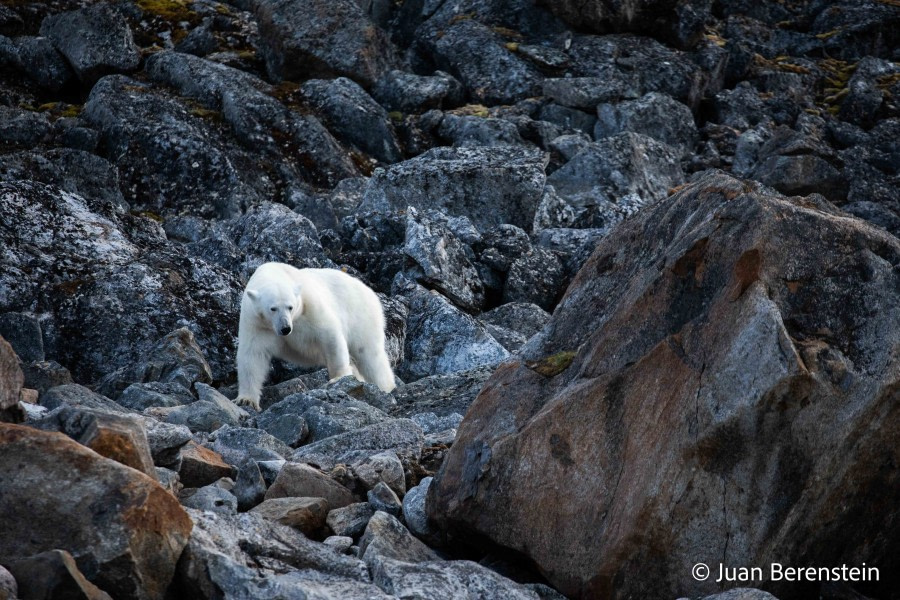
<box><xmin>0</xmin><ymin>336</ymin><xmax>23</xmax><ymax>423</ymax></box>
<box><xmin>265</xmin><ymin>462</ymin><xmax>356</xmax><ymax>509</ymax></box>
<box><xmin>178</xmin><ymin>441</ymin><xmax>234</xmax><ymax>487</ymax></box>
<box><xmin>249</xmin><ymin>497</ymin><xmax>329</xmax><ymax>535</ymax></box>
<box><xmin>0</xmin><ymin>423</ymin><xmax>193</xmax><ymax>600</ymax></box>
<box><xmin>428</xmin><ymin>172</ymin><xmax>900</xmax><ymax>599</ymax></box>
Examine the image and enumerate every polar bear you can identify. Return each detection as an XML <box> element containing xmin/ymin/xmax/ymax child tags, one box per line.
<box><xmin>235</xmin><ymin>262</ymin><xmax>395</xmax><ymax>411</ymax></box>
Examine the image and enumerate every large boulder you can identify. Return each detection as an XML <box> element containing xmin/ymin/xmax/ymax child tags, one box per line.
<box><xmin>0</xmin><ymin>336</ymin><xmax>23</xmax><ymax>422</ymax></box>
<box><xmin>427</xmin><ymin>172</ymin><xmax>900</xmax><ymax>599</ymax></box>
<box><xmin>254</xmin><ymin>0</ymin><xmax>396</xmax><ymax>86</ymax></box>
<box><xmin>0</xmin><ymin>423</ymin><xmax>192</xmax><ymax>599</ymax></box>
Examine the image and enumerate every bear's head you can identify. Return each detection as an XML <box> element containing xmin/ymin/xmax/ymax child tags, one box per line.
<box><xmin>245</xmin><ymin>281</ymin><xmax>303</xmax><ymax>336</ymax></box>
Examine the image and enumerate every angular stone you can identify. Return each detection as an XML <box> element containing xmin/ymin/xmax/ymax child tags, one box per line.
<box><xmin>0</xmin><ymin>423</ymin><xmax>192</xmax><ymax>600</ymax></box>
<box><xmin>371</xmin><ymin>558</ymin><xmax>540</xmax><ymax>599</ymax></box>
<box><xmin>0</xmin><ymin>312</ymin><xmax>44</xmax><ymax>362</ymax></box>
<box><xmin>367</xmin><ymin>482</ymin><xmax>402</xmax><ymax>517</ymax></box>
<box><xmin>359</xmin><ymin>511</ymin><xmax>439</xmax><ymax>565</ymax></box>
<box><xmin>595</xmin><ymin>92</ymin><xmax>697</xmax><ymax>157</ymax></box>
<box><xmin>233</xmin><ymin>457</ymin><xmax>267</xmax><ymax>511</ymax></box>
<box><xmin>360</xmin><ymin>146</ymin><xmax>548</xmax><ymax>232</ymax></box>
<box><xmin>209</xmin><ymin>424</ymin><xmax>291</xmax><ymax>465</ymax></box>
<box><xmin>250</xmin><ymin>497</ymin><xmax>329</xmax><ymax>535</ymax></box>
<box><xmin>390</xmin><ymin>365</ymin><xmax>494</xmax><ymax>418</ymax></box>
<box><xmin>39</xmin><ymin>4</ymin><xmax>140</xmax><ymax>84</ymax></box>
<box><xmin>292</xmin><ymin>418</ymin><xmax>424</xmax><ymax>468</ymax></box>
<box><xmin>327</xmin><ymin>502</ymin><xmax>375</xmax><ymax>538</ymax></box>
<box><xmin>372</xmin><ymin>70</ymin><xmax>463</xmax><ymax>113</ymax></box>
<box><xmin>351</xmin><ymin>450</ymin><xmax>406</xmax><ymax>496</ymax></box>
<box><xmin>265</xmin><ymin>462</ymin><xmax>357</xmax><ymax>509</ymax></box>
<box><xmin>178</xmin><ymin>441</ymin><xmax>234</xmax><ymax>488</ymax></box>
<box><xmin>0</xmin><ymin>336</ymin><xmax>24</xmax><ymax>423</ymax></box>
<box><xmin>428</xmin><ymin>172</ymin><xmax>900</xmax><ymax>598</ymax></box>
<box><xmin>402</xmin><ymin>476</ymin><xmax>435</xmax><ymax>542</ymax></box>
<box><xmin>182</xmin><ymin>485</ymin><xmax>238</xmax><ymax>515</ymax></box>
<box><xmin>5</xmin><ymin>549</ymin><xmax>112</xmax><ymax>600</ymax></box>
<box><xmin>118</xmin><ymin>381</ymin><xmax>194</xmax><ymax>411</ymax></box>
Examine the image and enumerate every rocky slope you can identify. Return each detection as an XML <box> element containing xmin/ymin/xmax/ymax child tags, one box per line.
<box><xmin>1</xmin><ymin>0</ymin><xmax>898</xmax><ymax>599</ymax></box>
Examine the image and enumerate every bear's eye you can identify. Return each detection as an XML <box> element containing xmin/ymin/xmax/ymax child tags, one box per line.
<box><xmin>288</xmin><ymin>306</ymin><xmax>293</xmax><ymax>311</ymax></box>
<box><xmin>270</xmin><ymin>307</ymin><xmax>277</xmax><ymax>312</ymax></box>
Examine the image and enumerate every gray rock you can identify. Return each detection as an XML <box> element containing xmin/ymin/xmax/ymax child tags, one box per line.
<box><xmin>21</xmin><ymin>360</ymin><xmax>71</xmax><ymax>399</ymax></box>
<box><xmin>350</xmin><ymin>450</ymin><xmax>406</xmax><ymax>496</ymax></box>
<box><xmin>0</xmin><ymin>106</ymin><xmax>50</xmax><ymax>146</ymax></box>
<box><xmin>390</xmin><ymin>365</ymin><xmax>494</xmax><ymax>418</ymax></box>
<box><xmin>324</xmin><ymin>376</ymin><xmax>398</xmax><ymax>411</ymax></box>
<box><xmin>327</xmin><ymin>502</ymin><xmax>376</xmax><ymax>538</ymax></box>
<box><xmin>234</xmin><ymin>457</ymin><xmax>267</xmax><ymax>511</ymax></box>
<box><xmin>4</xmin><ymin>549</ymin><xmax>111</xmax><ymax>600</ymax></box>
<box><xmin>713</xmin><ymin>81</ymin><xmax>768</xmax><ymax>129</ymax></box>
<box><xmin>532</xmin><ymin>185</ymin><xmax>577</xmax><ymax>232</ymax></box>
<box><xmin>437</xmin><ymin>114</ymin><xmax>526</xmax><ymax>148</ymax></box>
<box><xmin>403</xmin><ymin>207</ymin><xmax>484</xmax><ymax>312</ymax></box>
<box><xmin>700</xmin><ymin>590</ymin><xmax>779</xmax><ymax>600</ymax></box>
<box><xmin>265</xmin><ymin>462</ymin><xmax>357</xmax><ymax>509</ymax></box>
<box><xmin>367</xmin><ymin>482</ymin><xmax>402</xmax><ymax>516</ymax></box>
<box><xmin>272</xmin><ymin>388</ymin><xmax>392</xmax><ymax>443</ymax></box>
<box><xmin>595</xmin><ymin>92</ymin><xmax>698</xmax><ymax>157</ymax></box>
<box><xmin>143</xmin><ymin>418</ymin><xmax>192</xmax><ymax>469</ymax></box>
<box><xmin>360</xmin><ymin>145</ymin><xmax>547</xmax><ymax>232</ymax></box>
<box><xmin>548</xmin><ymin>133</ymin><xmax>594</xmax><ymax>162</ymax></box>
<box><xmin>479</xmin><ymin>223</ymin><xmax>533</xmax><ymax>272</ymax></box>
<box><xmin>395</xmin><ymin>278</ymin><xmax>508</xmax><ymax>382</ymax></box>
<box><xmin>250</xmin><ymin>497</ymin><xmax>329</xmax><ymax>535</ymax></box>
<box><xmin>95</xmin><ymin>328</ymin><xmax>213</xmax><ymax>401</ymax></box>
<box><xmin>324</xmin><ymin>535</ymin><xmax>354</xmax><ymax>553</ymax></box>
<box><xmin>146</xmin><ymin>50</ymin><xmax>359</xmax><ymax>188</ymax></box>
<box><xmin>209</xmin><ymin>424</ymin><xmax>292</xmax><ymax>465</ymax></box>
<box><xmin>503</xmin><ymin>247</ymin><xmax>566</xmax><ymax>311</ymax></box>
<box><xmin>292</xmin><ymin>417</ymin><xmax>424</xmax><ymax>468</ymax></box>
<box><xmin>255</xmin><ymin>0</ymin><xmax>396</xmax><ymax>86</ymax></box>
<box><xmin>359</xmin><ymin>511</ymin><xmax>439</xmax><ymax>564</ymax></box>
<box><xmin>751</xmin><ymin>155</ymin><xmax>846</xmax><ymax>202</ymax></box>
<box><xmin>410</xmin><ymin>412</ymin><xmax>463</xmax><ymax>436</ymax></box>
<box><xmin>480</xmin><ymin>303</ymin><xmax>550</xmax><ymax>348</ymax></box>
<box><xmin>176</xmin><ymin>508</ymin><xmax>370</xmax><ymax>597</ymax></box>
<box><xmin>301</xmin><ymin>77</ymin><xmax>402</xmax><ymax>164</ymax></box>
<box><xmin>156</xmin><ymin>467</ymin><xmax>181</xmax><ymax>494</ymax></box>
<box><xmin>258</xmin><ymin>459</ymin><xmax>286</xmax><ymax>486</ymax></box>
<box><xmin>9</xmin><ymin>35</ymin><xmax>73</xmax><ymax>91</ymax></box>
<box><xmin>182</xmin><ymin>484</ymin><xmax>238</xmax><ymax>515</ymax></box>
<box><xmin>371</xmin><ymin>558</ymin><xmax>540</xmax><ymax>599</ymax></box>
<box><xmin>426</xmin><ymin>19</ymin><xmax>543</xmax><ymax>105</ymax></box>
<box><xmin>41</xmin><ymin>384</ymin><xmax>127</xmax><ymax>414</ymax></box>
<box><xmin>256</xmin><ymin>400</ymin><xmax>310</xmax><ymax>447</ymax></box>
<box><xmin>539</xmin><ymin>104</ymin><xmax>597</xmax><ymax>136</ymax></box>
<box><xmin>0</xmin><ymin>312</ymin><xmax>43</xmax><ymax>362</ymax></box>
<box><xmin>118</xmin><ymin>381</ymin><xmax>195</xmax><ymax>411</ymax></box>
<box><xmin>39</xmin><ymin>4</ymin><xmax>139</xmax><ymax>84</ymax></box>
<box><xmin>547</xmin><ymin>133</ymin><xmax>684</xmax><ymax>222</ymax></box>
<box><xmin>401</xmin><ymin>476</ymin><xmax>435</xmax><ymax>542</ymax></box>
<box><xmin>157</xmin><ymin>397</ymin><xmax>243</xmax><ymax>434</ymax></box>
<box><xmin>372</xmin><ymin>70</ymin><xmax>464</xmax><ymax>113</ymax></box>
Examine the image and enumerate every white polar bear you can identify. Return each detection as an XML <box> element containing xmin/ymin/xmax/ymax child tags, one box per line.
<box><xmin>235</xmin><ymin>262</ymin><xmax>396</xmax><ymax>410</ymax></box>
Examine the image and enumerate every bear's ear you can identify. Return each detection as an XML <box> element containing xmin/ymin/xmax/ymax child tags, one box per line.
<box><xmin>245</xmin><ymin>289</ymin><xmax>259</xmax><ymax>300</ymax></box>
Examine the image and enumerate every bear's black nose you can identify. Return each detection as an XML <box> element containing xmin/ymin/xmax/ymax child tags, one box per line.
<box><xmin>280</xmin><ymin>326</ymin><xmax>292</xmax><ymax>336</ymax></box>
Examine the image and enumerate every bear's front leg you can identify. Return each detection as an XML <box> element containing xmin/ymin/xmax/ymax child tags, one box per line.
<box><xmin>323</xmin><ymin>333</ymin><xmax>354</xmax><ymax>383</ymax></box>
<box><xmin>236</xmin><ymin>342</ymin><xmax>270</xmax><ymax>411</ymax></box>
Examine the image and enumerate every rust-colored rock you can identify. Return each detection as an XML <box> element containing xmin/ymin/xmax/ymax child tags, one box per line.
<box><xmin>428</xmin><ymin>172</ymin><xmax>900</xmax><ymax>599</ymax></box>
<box><xmin>265</xmin><ymin>462</ymin><xmax>356</xmax><ymax>509</ymax></box>
<box><xmin>0</xmin><ymin>423</ymin><xmax>193</xmax><ymax>600</ymax></box>
<box><xmin>0</xmin><ymin>336</ymin><xmax>23</xmax><ymax>423</ymax></box>
<box><xmin>178</xmin><ymin>441</ymin><xmax>234</xmax><ymax>487</ymax></box>
<box><xmin>249</xmin><ymin>497</ymin><xmax>329</xmax><ymax>536</ymax></box>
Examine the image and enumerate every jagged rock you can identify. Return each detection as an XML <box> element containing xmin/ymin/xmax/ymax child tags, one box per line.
<box><xmin>118</xmin><ymin>381</ymin><xmax>195</xmax><ymax>410</ymax></box>
<box><xmin>250</xmin><ymin>497</ymin><xmax>329</xmax><ymax>535</ymax></box>
<box><xmin>324</xmin><ymin>535</ymin><xmax>354</xmax><ymax>553</ymax></box>
<box><xmin>810</xmin><ymin>0</ymin><xmax>900</xmax><ymax>61</ymax></box>
<box><xmin>39</xmin><ymin>4</ymin><xmax>140</xmax><ymax>84</ymax></box>
<box><xmin>410</xmin><ymin>412</ymin><xmax>463</xmax><ymax>436</ymax></box>
<box><xmin>0</xmin><ymin>106</ymin><xmax>50</xmax><ymax>146</ymax></box>
<box><xmin>182</xmin><ymin>484</ymin><xmax>238</xmax><ymax>514</ymax></box>
<box><xmin>41</xmin><ymin>384</ymin><xmax>126</xmax><ymax>414</ymax></box>
<box><xmin>532</xmin><ymin>185</ymin><xmax>577</xmax><ymax>232</ymax></box>
<box><xmin>21</xmin><ymin>361</ymin><xmax>72</xmax><ymax>397</ymax></box>
<box><xmin>350</xmin><ymin>450</ymin><xmax>406</xmax><ymax>496</ymax></box>
<box><xmin>175</xmin><ymin>508</ymin><xmax>370</xmax><ymax>597</ymax></box>
<box><xmin>324</xmin><ymin>376</ymin><xmax>397</xmax><ymax>411</ymax></box>
<box><xmin>479</xmin><ymin>224</ymin><xmax>533</xmax><ymax>273</ymax></box>
<box><xmin>301</xmin><ymin>77</ymin><xmax>402</xmax><ymax>164</ymax></box>
<box><xmin>390</xmin><ymin>365</ymin><xmax>494</xmax><ymax>417</ymax></box>
<box><xmin>751</xmin><ymin>155</ymin><xmax>847</xmax><ymax>202</ymax></box>
<box><xmin>838</xmin><ymin>57</ymin><xmax>897</xmax><ymax>128</ymax></box>
<box><xmin>156</xmin><ymin>467</ymin><xmax>181</xmax><ymax>494</ymax></box>
<box><xmin>547</xmin><ymin>132</ymin><xmax>684</xmax><ymax>222</ymax></box>
<box><xmin>360</xmin><ymin>145</ymin><xmax>547</xmax><ymax>232</ymax></box>
<box><xmin>96</xmin><ymin>328</ymin><xmax>212</xmax><ymax>400</ymax></box>
<box><xmin>3</xmin><ymin>35</ymin><xmax>73</xmax><ymax>91</ymax></box>
<box><xmin>327</xmin><ymin>502</ymin><xmax>375</xmax><ymax>538</ymax></box>
<box><xmin>437</xmin><ymin>114</ymin><xmax>526</xmax><ymax>148</ymax></box>
<box><xmin>371</xmin><ymin>558</ymin><xmax>540</xmax><ymax>599</ymax></box>
<box><xmin>595</xmin><ymin>92</ymin><xmax>698</xmax><ymax>157</ymax></box>
<box><xmin>359</xmin><ymin>511</ymin><xmax>439</xmax><ymax>564</ymax></box>
<box><xmin>503</xmin><ymin>247</ymin><xmax>566</xmax><ymax>311</ymax></box>
<box><xmin>209</xmin><ymin>424</ymin><xmax>292</xmax><ymax>465</ymax></box>
<box><xmin>292</xmin><ymin>417</ymin><xmax>424</xmax><ymax>469</ymax></box>
<box><xmin>146</xmin><ymin>50</ymin><xmax>358</xmax><ymax>188</ymax></box>
<box><xmin>367</xmin><ymin>482</ymin><xmax>402</xmax><ymax>516</ymax></box>
<box><xmin>255</xmin><ymin>0</ymin><xmax>396</xmax><ymax>86</ymax></box>
<box><xmin>265</xmin><ymin>462</ymin><xmax>357</xmax><ymax>509</ymax></box>
<box><xmin>156</xmin><ymin>396</ymin><xmax>242</xmax><ymax>434</ymax></box>
<box><xmin>372</xmin><ymin>70</ymin><xmax>464</xmax><ymax>113</ymax></box>
<box><xmin>480</xmin><ymin>303</ymin><xmax>551</xmax><ymax>353</ymax></box>
<box><xmin>0</xmin><ymin>423</ymin><xmax>191</xmax><ymax>599</ymax></box>
<box><xmin>30</xmin><ymin>405</ymin><xmax>155</xmax><ymax>476</ymax></box>
<box><xmin>143</xmin><ymin>418</ymin><xmax>192</xmax><ymax>469</ymax></box>
<box><xmin>256</xmin><ymin>397</ymin><xmax>310</xmax><ymax>447</ymax></box>
<box><xmin>269</xmin><ymin>389</ymin><xmax>391</xmax><ymax>443</ymax></box>
<box><xmin>539</xmin><ymin>104</ymin><xmax>597</xmax><ymax>135</ymax></box>
<box><xmin>5</xmin><ymin>549</ymin><xmax>112</xmax><ymax>600</ymax></box>
<box><xmin>428</xmin><ymin>172</ymin><xmax>900</xmax><ymax>598</ymax></box>
<box><xmin>424</xmin><ymin>19</ymin><xmax>543</xmax><ymax>105</ymax></box>
<box><xmin>0</xmin><ymin>336</ymin><xmax>24</xmax><ymax>423</ymax></box>
<box><xmin>402</xmin><ymin>476</ymin><xmax>435</xmax><ymax>542</ymax></box>
<box><xmin>176</xmin><ymin>20</ymin><xmax>218</xmax><ymax>57</ymax></box>
<box><xmin>179</xmin><ymin>441</ymin><xmax>234</xmax><ymax>487</ymax></box>
<box><xmin>234</xmin><ymin>457</ymin><xmax>268</xmax><ymax>511</ymax></box>
<box><xmin>403</xmin><ymin>207</ymin><xmax>484</xmax><ymax>312</ymax></box>
<box><xmin>259</xmin><ymin>376</ymin><xmax>308</xmax><ymax>411</ymax></box>
<box><xmin>395</xmin><ymin>278</ymin><xmax>508</xmax><ymax>382</ymax></box>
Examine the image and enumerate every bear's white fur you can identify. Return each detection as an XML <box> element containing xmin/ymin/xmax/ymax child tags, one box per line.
<box><xmin>235</xmin><ymin>262</ymin><xmax>395</xmax><ymax>410</ymax></box>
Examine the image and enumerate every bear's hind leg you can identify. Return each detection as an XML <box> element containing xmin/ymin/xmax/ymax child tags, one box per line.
<box><xmin>355</xmin><ymin>345</ymin><xmax>396</xmax><ymax>393</ymax></box>
<box><xmin>323</xmin><ymin>333</ymin><xmax>354</xmax><ymax>383</ymax></box>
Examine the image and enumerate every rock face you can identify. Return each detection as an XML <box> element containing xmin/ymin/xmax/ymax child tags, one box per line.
<box><xmin>0</xmin><ymin>423</ymin><xmax>192</xmax><ymax>600</ymax></box>
<box><xmin>428</xmin><ymin>172</ymin><xmax>900</xmax><ymax>599</ymax></box>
